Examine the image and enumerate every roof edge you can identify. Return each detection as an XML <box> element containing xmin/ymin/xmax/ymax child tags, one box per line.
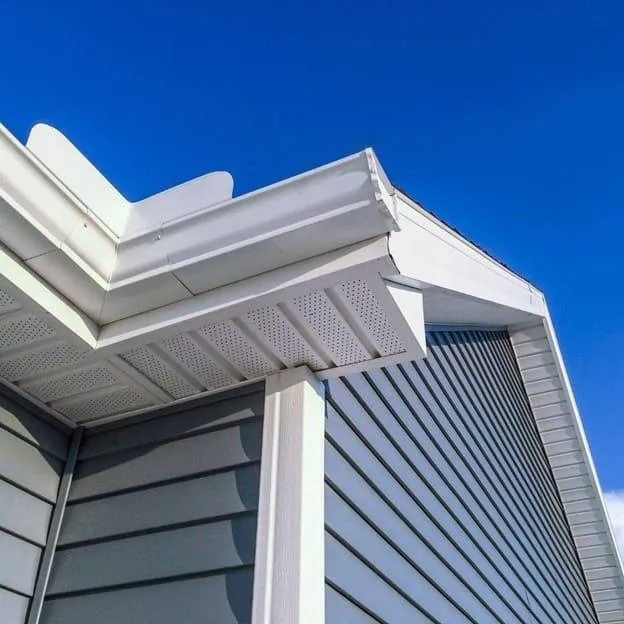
<box><xmin>1</xmin><ymin>124</ymin><xmax>399</xmax><ymax>324</ymax></box>
<box><xmin>389</xmin><ymin>193</ymin><xmax>547</xmax><ymax>318</ymax></box>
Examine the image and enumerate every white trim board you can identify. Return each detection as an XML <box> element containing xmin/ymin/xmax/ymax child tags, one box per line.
<box><xmin>511</xmin><ymin>319</ymin><xmax>624</xmax><ymax>624</ymax></box>
<box><xmin>252</xmin><ymin>367</ymin><xmax>326</xmax><ymax>624</ymax></box>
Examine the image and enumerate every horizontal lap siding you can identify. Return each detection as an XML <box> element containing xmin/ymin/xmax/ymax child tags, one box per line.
<box><xmin>41</xmin><ymin>386</ymin><xmax>264</xmax><ymax>624</ymax></box>
<box><xmin>0</xmin><ymin>391</ymin><xmax>70</xmax><ymax>624</ymax></box>
<box><xmin>512</xmin><ymin>323</ymin><xmax>624</xmax><ymax>624</ymax></box>
<box><xmin>325</xmin><ymin>330</ymin><xmax>598</xmax><ymax>624</ymax></box>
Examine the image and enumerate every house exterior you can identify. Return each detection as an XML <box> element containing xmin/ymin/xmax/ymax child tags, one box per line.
<box><xmin>0</xmin><ymin>121</ymin><xmax>621</xmax><ymax>624</ymax></box>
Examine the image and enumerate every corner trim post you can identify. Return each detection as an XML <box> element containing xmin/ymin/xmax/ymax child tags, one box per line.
<box><xmin>252</xmin><ymin>367</ymin><xmax>326</xmax><ymax>624</ymax></box>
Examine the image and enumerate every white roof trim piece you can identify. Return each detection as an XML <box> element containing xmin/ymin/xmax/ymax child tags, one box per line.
<box><xmin>388</xmin><ymin>192</ymin><xmax>546</xmax><ymax>317</ymax></box>
<box><xmin>0</xmin><ymin>122</ymin><xmax>622</xmax><ymax>620</ymax></box>
<box><xmin>511</xmin><ymin>319</ymin><xmax>624</xmax><ymax>623</ymax></box>
<box><xmin>1</xmin><ymin>123</ymin><xmax>398</xmax><ymax>323</ymax></box>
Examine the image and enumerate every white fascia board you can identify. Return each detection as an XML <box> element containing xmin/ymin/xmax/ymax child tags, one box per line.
<box><xmin>389</xmin><ymin>192</ymin><xmax>547</xmax><ymax>318</ymax></box>
<box><xmin>384</xmin><ymin>282</ymin><xmax>426</xmax><ymax>356</ymax></box>
<box><xmin>253</xmin><ymin>367</ymin><xmax>325</xmax><ymax>624</ymax></box>
<box><xmin>94</xmin><ymin>236</ymin><xmax>397</xmax><ymax>355</ymax></box>
<box><xmin>510</xmin><ymin>314</ymin><xmax>624</xmax><ymax>622</ymax></box>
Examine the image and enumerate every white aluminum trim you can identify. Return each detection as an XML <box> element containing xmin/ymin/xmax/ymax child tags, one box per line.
<box><xmin>1</xmin><ymin>124</ymin><xmax>399</xmax><ymax>326</ymax></box>
<box><xmin>389</xmin><ymin>193</ymin><xmax>547</xmax><ymax>317</ymax></box>
<box><xmin>252</xmin><ymin>367</ymin><xmax>325</xmax><ymax>624</ymax></box>
<box><xmin>94</xmin><ymin>236</ymin><xmax>396</xmax><ymax>354</ymax></box>
<box><xmin>395</xmin><ymin>190</ymin><xmax>538</xmax><ymax>291</ymax></box>
<box><xmin>511</xmin><ymin>317</ymin><xmax>624</xmax><ymax>624</ymax></box>
<box><xmin>382</xmin><ymin>280</ymin><xmax>427</xmax><ymax>359</ymax></box>
<box><xmin>0</xmin><ymin>245</ymin><xmax>97</xmax><ymax>348</ymax></box>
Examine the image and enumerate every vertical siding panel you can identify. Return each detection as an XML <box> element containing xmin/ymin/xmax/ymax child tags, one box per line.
<box><xmin>467</xmin><ymin>332</ymin><xmax>587</xmax><ymax>571</ymax></box>
<box><xmin>325</xmin><ymin>403</ymin><xmax>535</xmax><ymax>619</ymax></box>
<box><xmin>375</xmin><ymin>361</ymin><xmax>565</xmax><ymax>621</ymax></box>
<box><xmin>481</xmin><ymin>332</ymin><xmax>588</xmax><ymax>562</ymax></box>
<box><xmin>325</xmin><ymin>330</ymin><xmax>598</xmax><ymax>624</ymax></box>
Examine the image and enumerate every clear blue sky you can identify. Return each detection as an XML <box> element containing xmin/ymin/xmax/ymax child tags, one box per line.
<box><xmin>2</xmin><ymin>1</ymin><xmax>622</xmax><ymax>488</ymax></box>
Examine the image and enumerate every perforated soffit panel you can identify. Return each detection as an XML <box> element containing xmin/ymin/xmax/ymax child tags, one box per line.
<box><xmin>0</xmin><ymin>277</ymin><xmax>418</xmax><ymax>425</ymax></box>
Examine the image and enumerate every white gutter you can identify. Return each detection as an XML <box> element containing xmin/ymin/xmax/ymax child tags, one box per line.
<box><xmin>0</xmin><ymin>124</ymin><xmax>398</xmax><ymax>325</ymax></box>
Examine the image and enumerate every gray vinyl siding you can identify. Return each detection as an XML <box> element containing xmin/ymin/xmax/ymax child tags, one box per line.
<box><xmin>0</xmin><ymin>390</ymin><xmax>71</xmax><ymax>624</ymax></box>
<box><xmin>325</xmin><ymin>329</ymin><xmax>598</xmax><ymax>624</ymax></box>
<box><xmin>40</xmin><ymin>384</ymin><xmax>264</xmax><ymax>624</ymax></box>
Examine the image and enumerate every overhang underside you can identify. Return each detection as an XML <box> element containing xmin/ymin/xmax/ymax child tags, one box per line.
<box><xmin>0</xmin><ymin>267</ymin><xmax>427</xmax><ymax>425</ymax></box>
<box><xmin>0</xmin><ymin>260</ymin><xmax>542</xmax><ymax>426</ymax></box>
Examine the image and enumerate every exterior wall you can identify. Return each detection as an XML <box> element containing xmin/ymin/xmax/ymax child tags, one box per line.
<box><xmin>511</xmin><ymin>322</ymin><xmax>624</xmax><ymax>621</ymax></box>
<box><xmin>0</xmin><ymin>390</ymin><xmax>71</xmax><ymax>624</ymax></box>
<box><xmin>40</xmin><ymin>384</ymin><xmax>264</xmax><ymax>624</ymax></box>
<box><xmin>324</xmin><ymin>329</ymin><xmax>598</xmax><ymax>623</ymax></box>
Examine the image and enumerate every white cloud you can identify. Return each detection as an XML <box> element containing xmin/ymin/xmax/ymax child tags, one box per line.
<box><xmin>604</xmin><ymin>491</ymin><xmax>624</xmax><ymax>560</ymax></box>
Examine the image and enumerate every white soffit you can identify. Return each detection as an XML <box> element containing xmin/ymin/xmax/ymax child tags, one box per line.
<box><xmin>0</xmin><ymin>257</ymin><xmax>426</xmax><ymax>424</ymax></box>
<box><xmin>0</xmin><ymin>115</ymin><xmax>429</xmax><ymax>424</ymax></box>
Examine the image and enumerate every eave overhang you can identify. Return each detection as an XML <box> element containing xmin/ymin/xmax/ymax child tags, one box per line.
<box><xmin>0</xmin><ymin>123</ymin><xmax>554</xmax><ymax>426</ymax></box>
<box><xmin>0</xmin><ymin>124</ymin><xmax>433</xmax><ymax>426</ymax></box>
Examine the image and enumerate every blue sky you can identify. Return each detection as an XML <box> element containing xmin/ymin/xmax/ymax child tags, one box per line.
<box><xmin>2</xmin><ymin>2</ymin><xmax>622</xmax><ymax>495</ymax></box>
